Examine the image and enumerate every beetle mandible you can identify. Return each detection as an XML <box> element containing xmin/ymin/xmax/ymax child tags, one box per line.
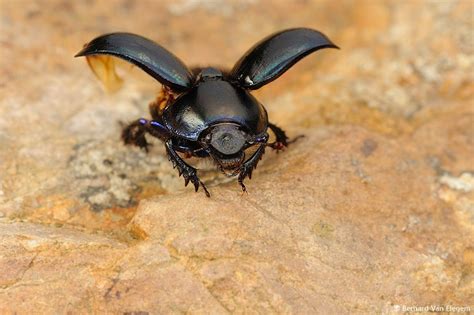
<box><xmin>76</xmin><ymin>28</ymin><xmax>338</xmax><ymax>197</ymax></box>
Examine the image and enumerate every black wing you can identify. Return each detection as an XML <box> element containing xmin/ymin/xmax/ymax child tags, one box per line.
<box><xmin>75</xmin><ymin>33</ymin><xmax>194</xmax><ymax>92</ymax></box>
<box><xmin>230</xmin><ymin>28</ymin><xmax>338</xmax><ymax>90</ymax></box>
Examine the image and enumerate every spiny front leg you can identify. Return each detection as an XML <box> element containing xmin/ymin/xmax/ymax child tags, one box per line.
<box><xmin>236</xmin><ymin>143</ymin><xmax>266</xmax><ymax>193</ymax></box>
<box><xmin>267</xmin><ymin>122</ymin><xmax>304</xmax><ymax>152</ymax></box>
<box><xmin>122</xmin><ymin>118</ymin><xmax>169</xmax><ymax>152</ymax></box>
<box><xmin>165</xmin><ymin>140</ymin><xmax>210</xmax><ymax>197</ymax></box>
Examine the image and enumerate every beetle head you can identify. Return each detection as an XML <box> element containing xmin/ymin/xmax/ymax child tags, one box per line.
<box><xmin>202</xmin><ymin>123</ymin><xmax>248</xmax><ymax>171</ymax></box>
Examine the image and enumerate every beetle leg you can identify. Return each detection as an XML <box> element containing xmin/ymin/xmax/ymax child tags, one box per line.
<box><xmin>237</xmin><ymin>143</ymin><xmax>266</xmax><ymax>193</ymax></box>
<box><xmin>122</xmin><ymin>118</ymin><xmax>169</xmax><ymax>152</ymax></box>
<box><xmin>165</xmin><ymin>140</ymin><xmax>210</xmax><ymax>197</ymax></box>
<box><xmin>267</xmin><ymin>122</ymin><xmax>304</xmax><ymax>151</ymax></box>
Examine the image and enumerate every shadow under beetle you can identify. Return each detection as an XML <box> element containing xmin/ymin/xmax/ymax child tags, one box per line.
<box><xmin>76</xmin><ymin>28</ymin><xmax>338</xmax><ymax>197</ymax></box>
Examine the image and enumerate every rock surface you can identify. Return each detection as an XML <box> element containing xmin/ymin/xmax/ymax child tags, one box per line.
<box><xmin>0</xmin><ymin>0</ymin><xmax>472</xmax><ymax>313</ymax></box>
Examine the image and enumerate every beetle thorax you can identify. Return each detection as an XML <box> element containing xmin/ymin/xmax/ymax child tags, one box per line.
<box><xmin>162</xmin><ymin>78</ymin><xmax>268</xmax><ymax>141</ymax></box>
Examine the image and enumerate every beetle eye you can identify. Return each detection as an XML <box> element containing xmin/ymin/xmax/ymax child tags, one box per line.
<box><xmin>210</xmin><ymin>127</ymin><xmax>246</xmax><ymax>155</ymax></box>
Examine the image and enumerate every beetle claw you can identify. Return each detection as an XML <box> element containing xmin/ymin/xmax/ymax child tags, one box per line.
<box><xmin>288</xmin><ymin>134</ymin><xmax>305</xmax><ymax>144</ymax></box>
<box><xmin>165</xmin><ymin>140</ymin><xmax>211</xmax><ymax>197</ymax></box>
<box><xmin>266</xmin><ymin>123</ymin><xmax>304</xmax><ymax>153</ymax></box>
<box><xmin>202</xmin><ymin>185</ymin><xmax>210</xmax><ymax>197</ymax></box>
<box><xmin>239</xmin><ymin>181</ymin><xmax>247</xmax><ymax>193</ymax></box>
<box><xmin>235</xmin><ymin>143</ymin><xmax>266</xmax><ymax>193</ymax></box>
<box><xmin>190</xmin><ymin>176</ymin><xmax>210</xmax><ymax>198</ymax></box>
<box><xmin>193</xmin><ymin>179</ymin><xmax>199</xmax><ymax>192</ymax></box>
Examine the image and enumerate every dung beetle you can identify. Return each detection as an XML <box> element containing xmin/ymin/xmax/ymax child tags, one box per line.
<box><xmin>76</xmin><ymin>28</ymin><xmax>338</xmax><ymax>197</ymax></box>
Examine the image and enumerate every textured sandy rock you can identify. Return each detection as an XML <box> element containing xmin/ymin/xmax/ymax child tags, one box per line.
<box><xmin>0</xmin><ymin>220</ymin><xmax>227</xmax><ymax>313</ymax></box>
<box><xmin>129</xmin><ymin>126</ymin><xmax>470</xmax><ymax>312</ymax></box>
<box><xmin>0</xmin><ymin>0</ymin><xmax>472</xmax><ymax>313</ymax></box>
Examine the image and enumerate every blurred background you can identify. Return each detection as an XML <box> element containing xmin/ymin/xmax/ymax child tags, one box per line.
<box><xmin>0</xmin><ymin>0</ymin><xmax>472</xmax><ymax>312</ymax></box>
